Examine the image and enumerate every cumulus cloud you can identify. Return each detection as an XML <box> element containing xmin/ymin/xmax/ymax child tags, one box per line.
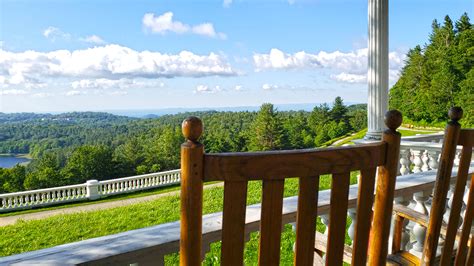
<box><xmin>142</xmin><ymin>12</ymin><xmax>227</xmax><ymax>39</ymax></box>
<box><xmin>43</xmin><ymin>26</ymin><xmax>71</xmax><ymax>41</ymax></box>
<box><xmin>254</xmin><ymin>48</ymin><xmax>406</xmax><ymax>84</ymax></box>
<box><xmin>234</xmin><ymin>85</ymin><xmax>242</xmax><ymax>91</ymax></box>
<box><xmin>71</xmin><ymin>78</ymin><xmax>165</xmax><ymax>90</ymax></box>
<box><xmin>194</xmin><ymin>84</ymin><xmax>223</xmax><ymax>94</ymax></box>
<box><xmin>330</xmin><ymin>73</ymin><xmax>367</xmax><ymax>83</ymax></box>
<box><xmin>262</xmin><ymin>83</ymin><xmax>278</xmax><ymax>90</ymax></box>
<box><xmin>0</xmin><ymin>44</ymin><xmax>236</xmax><ymax>89</ymax></box>
<box><xmin>81</xmin><ymin>35</ymin><xmax>106</xmax><ymax>44</ymax></box>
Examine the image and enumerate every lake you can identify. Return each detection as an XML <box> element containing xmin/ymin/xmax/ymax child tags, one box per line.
<box><xmin>0</xmin><ymin>156</ymin><xmax>31</xmax><ymax>168</ymax></box>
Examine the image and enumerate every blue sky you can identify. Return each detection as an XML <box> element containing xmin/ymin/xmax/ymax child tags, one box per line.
<box><xmin>0</xmin><ymin>0</ymin><xmax>472</xmax><ymax>113</ymax></box>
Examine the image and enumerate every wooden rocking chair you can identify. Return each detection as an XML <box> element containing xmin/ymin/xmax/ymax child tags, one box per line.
<box><xmin>179</xmin><ymin>110</ymin><xmax>403</xmax><ymax>266</ymax></box>
<box><xmin>389</xmin><ymin>108</ymin><xmax>474</xmax><ymax>266</ymax></box>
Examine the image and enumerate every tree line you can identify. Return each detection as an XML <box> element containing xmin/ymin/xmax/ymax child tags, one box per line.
<box><xmin>389</xmin><ymin>13</ymin><xmax>473</xmax><ymax>127</ymax></box>
<box><xmin>0</xmin><ymin>97</ymin><xmax>366</xmax><ymax>193</ymax></box>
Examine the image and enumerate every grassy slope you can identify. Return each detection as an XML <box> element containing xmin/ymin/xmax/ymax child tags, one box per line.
<box><xmin>0</xmin><ymin>173</ymin><xmax>358</xmax><ymax>265</ymax></box>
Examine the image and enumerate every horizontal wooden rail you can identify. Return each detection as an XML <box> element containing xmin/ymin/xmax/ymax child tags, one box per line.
<box><xmin>204</xmin><ymin>142</ymin><xmax>386</xmax><ymax>181</ymax></box>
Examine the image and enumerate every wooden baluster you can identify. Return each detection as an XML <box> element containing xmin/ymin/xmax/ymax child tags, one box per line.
<box><xmin>294</xmin><ymin>175</ymin><xmax>319</xmax><ymax>266</ymax></box>
<box><xmin>258</xmin><ymin>179</ymin><xmax>285</xmax><ymax>266</ymax></box>
<box><xmin>352</xmin><ymin>168</ymin><xmax>376</xmax><ymax>265</ymax></box>
<box><xmin>221</xmin><ymin>181</ymin><xmax>248</xmax><ymax>265</ymax></box>
<box><xmin>422</xmin><ymin>107</ymin><xmax>462</xmax><ymax>265</ymax></box>
<box><xmin>447</xmin><ymin>142</ymin><xmax>473</xmax><ymax>265</ymax></box>
<box><xmin>326</xmin><ymin>172</ymin><xmax>350</xmax><ymax>266</ymax></box>
<box><xmin>180</xmin><ymin>117</ymin><xmax>204</xmax><ymax>266</ymax></box>
<box><xmin>368</xmin><ymin>110</ymin><xmax>402</xmax><ymax>265</ymax></box>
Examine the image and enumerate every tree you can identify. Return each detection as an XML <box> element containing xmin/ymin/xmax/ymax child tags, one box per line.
<box><xmin>1</xmin><ymin>165</ymin><xmax>26</xmax><ymax>192</ymax></box>
<box><xmin>62</xmin><ymin>145</ymin><xmax>114</xmax><ymax>184</ymax></box>
<box><xmin>249</xmin><ymin>103</ymin><xmax>285</xmax><ymax>151</ymax></box>
<box><xmin>330</xmin><ymin>96</ymin><xmax>348</xmax><ymax>123</ymax></box>
<box><xmin>389</xmin><ymin>13</ymin><xmax>473</xmax><ymax>126</ymax></box>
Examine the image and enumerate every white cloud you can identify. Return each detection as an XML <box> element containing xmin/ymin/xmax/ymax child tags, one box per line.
<box><xmin>142</xmin><ymin>12</ymin><xmax>226</xmax><ymax>39</ymax></box>
<box><xmin>262</xmin><ymin>83</ymin><xmax>278</xmax><ymax>90</ymax></box>
<box><xmin>71</xmin><ymin>78</ymin><xmax>165</xmax><ymax>90</ymax></box>
<box><xmin>330</xmin><ymin>73</ymin><xmax>367</xmax><ymax>83</ymax></box>
<box><xmin>43</xmin><ymin>26</ymin><xmax>71</xmax><ymax>41</ymax></box>
<box><xmin>65</xmin><ymin>90</ymin><xmax>83</xmax><ymax>96</ymax></box>
<box><xmin>0</xmin><ymin>89</ymin><xmax>28</xmax><ymax>95</ymax></box>
<box><xmin>108</xmin><ymin>91</ymin><xmax>128</xmax><ymax>96</ymax></box>
<box><xmin>0</xmin><ymin>44</ymin><xmax>236</xmax><ymax>89</ymax></box>
<box><xmin>194</xmin><ymin>84</ymin><xmax>223</xmax><ymax>94</ymax></box>
<box><xmin>254</xmin><ymin>48</ymin><xmax>406</xmax><ymax>84</ymax></box>
<box><xmin>234</xmin><ymin>85</ymin><xmax>242</xmax><ymax>91</ymax></box>
<box><xmin>223</xmin><ymin>0</ymin><xmax>232</xmax><ymax>8</ymax></box>
<box><xmin>81</xmin><ymin>35</ymin><xmax>106</xmax><ymax>44</ymax></box>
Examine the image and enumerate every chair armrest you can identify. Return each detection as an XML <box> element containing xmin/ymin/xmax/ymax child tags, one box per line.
<box><xmin>393</xmin><ymin>204</ymin><xmax>429</xmax><ymax>228</ymax></box>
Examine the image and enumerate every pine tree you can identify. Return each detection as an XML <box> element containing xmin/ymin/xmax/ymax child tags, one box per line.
<box><xmin>249</xmin><ymin>103</ymin><xmax>285</xmax><ymax>151</ymax></box>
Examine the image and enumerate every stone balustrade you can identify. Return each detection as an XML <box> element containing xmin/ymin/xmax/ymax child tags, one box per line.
<box><xmin>2</xmin><ymin>164</ymin><xmax>472</xmax><ymax>265</ymax></box>
<box><xmin>0</xmin><ymin>169</ymin><xmax>181</xmax><ymax>212</ymax></box>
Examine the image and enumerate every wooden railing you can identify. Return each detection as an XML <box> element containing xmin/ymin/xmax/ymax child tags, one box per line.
<box><xmin>1</xmin><ymin>164</ymin><xmax>472</xmax><ymax>265</ymax></box>
<box><xmin>2</xmin><ymin>132</ymin><xmax>472</xmax><ymax>265</ymax></box>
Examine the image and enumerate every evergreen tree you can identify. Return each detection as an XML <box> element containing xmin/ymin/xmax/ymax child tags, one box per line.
<box><xmin>249</xmin><ymin>103</ymin><xmax>285</xmax><ymax>151</ymax></box>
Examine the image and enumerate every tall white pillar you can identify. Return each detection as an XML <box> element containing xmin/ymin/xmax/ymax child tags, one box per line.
<box><xmin>365</xmin><ymin>0</ymin><xmax>389</xmax><ymax>140</ymax></box>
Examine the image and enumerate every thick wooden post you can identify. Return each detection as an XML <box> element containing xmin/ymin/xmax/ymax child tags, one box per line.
<box><xmin>421</xmin><ymin>107</ymin><xmax>462</xmax><ymax>265</ymax></box>
<box><xmin>180</xmin><ymin>117</ymin><xmax>204</xmax><ymax>266</ymax></box>
<box><xmin>368</xmin><ymin>110</ymin><xmax>402</xmax><ymax>265</ymax></box>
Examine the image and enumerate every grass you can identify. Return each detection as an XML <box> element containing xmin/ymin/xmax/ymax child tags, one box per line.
<box><xmin>398</xmin><ymin>129</ymin><xmax>440</xmax><ymax>137</ymax></box>
<box><xmin>0</xmin><ymin>172</ymin><xmax>359</xmax><ymax>265</ymax></box>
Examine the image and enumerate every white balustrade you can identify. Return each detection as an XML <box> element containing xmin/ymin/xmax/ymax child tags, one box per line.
<box><xmin>0</xmin><ymin>169</ymin><xmax>181</xmax><ymax>212</ymax></box>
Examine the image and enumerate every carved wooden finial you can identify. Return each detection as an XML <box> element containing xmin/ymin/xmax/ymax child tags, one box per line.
<box><xmin>448</xmin><ymin>107</ymin><xmax>463</xmax><ymax>122</ymax></box>
<box><xmin>182</xmin><ymin>116</ymin><xmax>203</xmax><ymax>142</ymax></box>
<box><xmin>384</xmin><ymin>110</ymin><xmax>402</xmax><ymax>131</ymax></box>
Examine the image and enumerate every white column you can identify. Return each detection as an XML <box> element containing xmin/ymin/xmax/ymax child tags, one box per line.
<box><xmin>365</xmin><ymin>0</ymin><xmax>389</xmax><ymax>140</ymax></box>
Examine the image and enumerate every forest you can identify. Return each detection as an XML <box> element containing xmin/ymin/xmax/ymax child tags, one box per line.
<box><xmin>389</xmin><ymin>13</ymin><xmax>473</xmax><ymax>127</ymax></box>
<box><xmin>0</xmin><ymin>97</ymin><xmax>366</xmax><ymax>193</ymax></box>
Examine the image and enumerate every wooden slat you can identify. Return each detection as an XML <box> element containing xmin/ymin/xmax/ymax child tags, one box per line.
<box><xmin>368</xmin><ymin>126</ymin><xmax>401</xmax><ymax>265</ymax></box>
<box><xmin>294</xmin><ymin>176</ymin><xmax>319</xmax><ymax>266</ymax></box>
<box><xmin>351</xmin><ymin>167</ymin><xmax>376</xmax><ymax>265</ymax></box>
<box><xmin>325</xmin><ymin>172</ymin><xmax>350</xmax><ymax>266</ymax></box>
<box><xmin>258</xmin><ymin>179</ymin><xmax>285</xmax><ymax>266</ymax></box>
<box><xmin>454</xmin><ymin>173</ymin><xmax>474</xmax><ymax>266</ymax></box>
<box><xmin>314</xmin><ymin>231</ymin><xmax>353</xmax><ymax>264</ymax></box>
<box><xmin>422</xmin><ymin>118</ymin><xmax>461</xmax><ymax>265</ymax></box>
<box><xmin>221</xmin><ymin>181</ymin><xmax>248</xmax><ymax>266</ymax></box>
<box><xmin>391</xmin><ymin>215</ymin><xmax>405</xmax><ymax>254</ymax></box>
<box><xmin>458</xmin><ymin>129</ymin><xmax>474</xmax><ymax>146</ymax></box>
<box><xmin>467</xmin><ymin>234</ymin><xmax>474</xmax><ymax>266</ymax></box>
<box><xmin>203</xmin><ymin>143</ymin><xmax>386</xmax><ymax>181</ymax></box>
<box><xmin>441</xmin><ymin>145</ymin><xmax>472</xmax><ymax>265</ymax></box>
<box><xmin>393</xmin><ymin>204</ymin><xmax>430</xmax><ymax>227</ymax></box>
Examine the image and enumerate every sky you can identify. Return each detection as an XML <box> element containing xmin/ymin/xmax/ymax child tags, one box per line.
<box><xmin>0</xmin><ymin>0</ymin><xmax>472</xmax><ymax>113</ymax></box>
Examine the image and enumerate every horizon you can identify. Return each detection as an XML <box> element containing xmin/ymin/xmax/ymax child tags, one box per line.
<box><xmin>0</xmin><ymin>0</ymin><xmax>471</xmax><ymax>113</ymax></box>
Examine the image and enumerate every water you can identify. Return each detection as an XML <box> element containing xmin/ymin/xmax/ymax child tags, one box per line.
<box><xmin>0</xmin><ymin>156</ymin><xmax>30</xmax><ymax>168</ymax></box>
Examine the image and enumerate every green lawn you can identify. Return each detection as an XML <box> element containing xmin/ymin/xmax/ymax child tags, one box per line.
<box><xmin>0</xmin><ymin>172</ymin><xmax>358</xmax><ymax>265</ymax></box>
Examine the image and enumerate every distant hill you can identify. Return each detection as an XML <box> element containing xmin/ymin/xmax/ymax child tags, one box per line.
<box><xmin>106</xmin><ymin>102</ymin><xmax>363</xmax><ymax>118</ymax></box>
